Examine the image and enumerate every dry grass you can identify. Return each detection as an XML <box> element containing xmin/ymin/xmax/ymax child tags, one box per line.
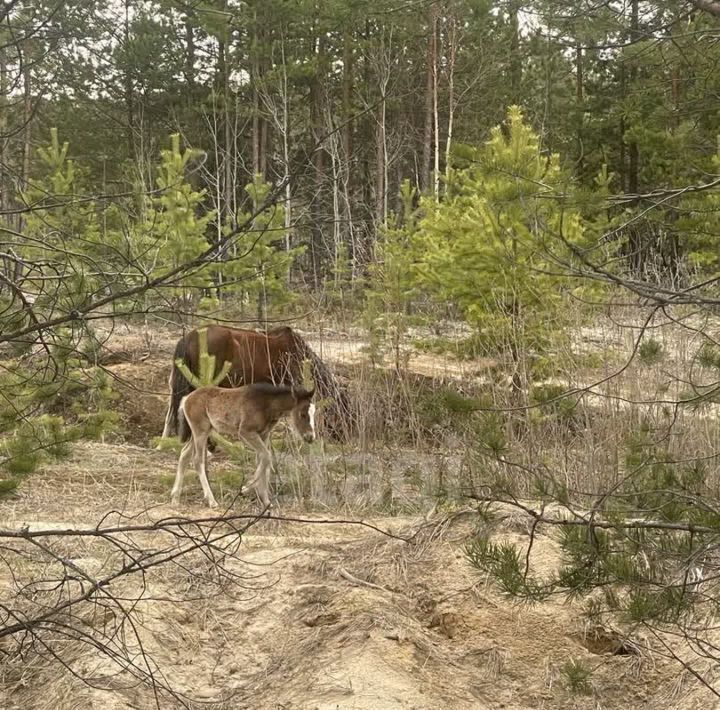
<box><xmin>3</xmin><ymin>309</ymin><xmax>720</xmax><ymax>708</ymax></box>
<box><xmin>0</xmin><ymin>483</ymin><xmax>694</xmax><ymax>709</ymax></box>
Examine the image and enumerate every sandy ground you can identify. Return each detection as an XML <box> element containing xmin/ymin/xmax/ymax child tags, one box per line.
<box><xmin>0</xmin><ymin>442</ymin><xmax>710</xmax><ymax>710</ymax></box>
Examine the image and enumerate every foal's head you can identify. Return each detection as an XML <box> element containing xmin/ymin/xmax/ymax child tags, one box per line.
<box><xmin>290</xmin><ymin>387</ymin><xmax>316</xmax><ymax>443</ymax></box>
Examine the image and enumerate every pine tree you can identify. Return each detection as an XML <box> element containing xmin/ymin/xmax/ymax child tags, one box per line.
<box><xmin>363</xmin><ymin>179</ymin><xmax>420</xmax><ymax>369</ymax></box>
<box><xmin>144</xmin><ymin>134</ymin><xmax>214</xmax><ymax>308</ymax></box>
<box><xmin>413</xmin><ymin>107</ymin><xmax>583</xmax><ymax>375</ymax></box>
<box><xmin>220</xmin><ymin>174</ymin><xmax>303</xmax><ymax>319</ymax></box>
<box><xmin>21</xmin><ymin>128</ymin><xmax>106</xmax><ymax>316</ymax></box>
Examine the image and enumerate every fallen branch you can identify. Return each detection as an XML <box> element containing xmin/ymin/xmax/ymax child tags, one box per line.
<box><xmin>338</xmin><ymin>567</ymin><xmax>391</xmax><ymax>593</ymax></box>
<box><xmin>468</xmin><ymin>494</ymin><xmax>720</xmax><ymax>535</ymax></box>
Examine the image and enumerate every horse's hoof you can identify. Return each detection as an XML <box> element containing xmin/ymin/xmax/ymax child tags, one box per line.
<box><xmin>206</xmin><ymin>498</ymin><xmax>219</xmax><ymax>509</ymax></box>
<box><xmin>170</xmin><ymin>495</ymin><xmax>180</xmax><ymax>506</ymax></box>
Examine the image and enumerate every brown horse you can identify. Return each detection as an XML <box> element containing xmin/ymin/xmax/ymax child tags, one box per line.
<box><xmin>161</xmin><ymin>325</ymin><xmax>350</xmax><ymax>442</ymax></box>
<box><xmin>170</xmin><ymin>383</ymin><xmax>316</xmax><ymax>508</ymax></box>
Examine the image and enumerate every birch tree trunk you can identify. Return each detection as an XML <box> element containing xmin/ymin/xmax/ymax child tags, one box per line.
<box><xmin>445</xmin><ymin>14</ymin><xmax>458</xmax><ymax>183</ymax></box>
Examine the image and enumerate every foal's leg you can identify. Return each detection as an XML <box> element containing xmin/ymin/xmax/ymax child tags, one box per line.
<box><xmin>239</xmin><ymin>432</ymin><xmax>273</xmax><ymax>507</ymax></box>
<box><xmin>171</xmin><ymin>441</ymin><xmax>194</xmax><ymax>505</ymax></box>
<box><xmin>194</xmin><ymin>432</ymin><xmax>218</xmax><ymax>508</ymax></box>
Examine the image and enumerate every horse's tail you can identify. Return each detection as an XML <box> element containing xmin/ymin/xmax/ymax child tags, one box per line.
<box><xmin>171</xmin><ymin>334</ymin><xmax>194</xmax><ymax>443</ymax></box>
<box><xmin>291</xmin><ymin>331</ymin><xmax>354</xmax><ymax>439</ymax></box>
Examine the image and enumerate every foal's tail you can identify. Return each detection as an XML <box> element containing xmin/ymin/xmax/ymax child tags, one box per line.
<box><xmin>170</xmin><ymin>334</ymin><xmax>194</xmax><ymax>443</ymax></box>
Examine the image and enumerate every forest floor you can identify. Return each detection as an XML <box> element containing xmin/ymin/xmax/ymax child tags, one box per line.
<box><xmin>0</xmin><ymin>318</ymin><xmax>717</xmax><ymax>709</ymax></box>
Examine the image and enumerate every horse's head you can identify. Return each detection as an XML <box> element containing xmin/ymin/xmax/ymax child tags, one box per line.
<box><xmin>290</xmin><ymin>387</ymin><xmax>316</xmax><ymax>443</ymax></box>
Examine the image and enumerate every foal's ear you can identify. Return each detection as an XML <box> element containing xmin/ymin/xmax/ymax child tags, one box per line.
<box><xmin>292</xmin><ymin>386</ymin><xmax>315</xmax><ymax>401</ymax></box>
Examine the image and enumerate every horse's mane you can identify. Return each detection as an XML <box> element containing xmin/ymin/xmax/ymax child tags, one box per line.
<box><xmin>268</xmin><ymin>327</ymin><xmax>337</xmax><ymax>397</ymax></box>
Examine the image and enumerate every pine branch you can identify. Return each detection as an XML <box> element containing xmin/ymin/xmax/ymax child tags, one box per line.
<box><xmin>174</xmin><ymin>328</ymin><xmax>232</xmax><ymax>388</ymax></box>
<box><xmin>468</xmin><ymin>495</ymin><xmax>720</xmax><ymax>535</ymax></box>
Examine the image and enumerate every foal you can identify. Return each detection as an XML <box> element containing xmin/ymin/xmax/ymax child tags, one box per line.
<box><xmin>170</xmin><ymin>383</ymin><xmax>316</xmax><ymax>508</ymax></box>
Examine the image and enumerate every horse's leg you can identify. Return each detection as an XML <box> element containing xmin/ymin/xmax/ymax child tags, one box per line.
<box><xmin>239</xmin><ymin>432</ymin><xmax>273</xmax><ymax>508</ymax></box>
<box><xmin>159</xmin><ymin>370</ymin><xmax>175</xmax><ymax>442</ymax></box>
<box><xmin>171</xmin><ymin>441</ymin><xmax>194</xmax><ymax>505</ymax></box>
<box><xmin>160</xmin><ymin>402</ymin><xmax>174</xmax><ymax>439</ymax></box>
<box><xmin>195</xmin><ymin>432</ymin><xmax>218</xmax><ymax>508</ymax></box>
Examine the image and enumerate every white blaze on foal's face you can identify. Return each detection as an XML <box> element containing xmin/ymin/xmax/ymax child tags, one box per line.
<box><xmin>293</xmin><ymin>399</ymin><xmax>316</xmax><ymax>443</ymax></box>
<box><xmin>308</xmin><ymin>402</ymin><xmax>316</xmax><ymax>437</ymax></box>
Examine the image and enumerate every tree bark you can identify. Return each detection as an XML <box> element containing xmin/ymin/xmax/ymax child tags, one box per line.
<box><xmin>432</xmin><ymin>13</ymin><xmax>440</xmax><ymax>197</ymax></box>
<box><xmin>278</xmin><ymin>36</ymin><xmax>293</xmax><ymax>260</ymax></box>
<box><xmin>309</xmin><ymin>32</ymin><xmax>327</xmax><ymax>287</ymax></box>
<box><xmin>375</xmin><ymin>93</ymin><xmax>386</xmax><ymax>227</ymax></box>
<box><xmin>445</xmin><ymin>14</ymin><xmax>458</xmax><ymax>183</ymax></box>
<box><xmin>619</xmin><ymin>61</ymin><xmax>626</xmax><ymax>192</ymax></box>
<box><xmin>627</xmin><ymin>0</ymin><xmax>640</xmax><ymax>195</ymax></box>
<box><xmin>509</xmin><ymin>2</ymin><xmax>521</xmax><ymax>104</ymax></box>
<box><xmin>342</xmin><ymin>29</ymin><xmax>353</xmax><ymax>169</ymax></box>
<box><xmin>217</xmin><ymin>39</ymin><xmax>232</xmax><ymax>226</ymax></box>
<box><xmin>421</xmin><ymin>1</ymin><xmax>438</xmax><ymax>191</ymax></box>
<box><xmin>360</xmin><ymin>21</ymin><xmax>373</xmax><ymax>271</ymax></box>
<box><xmin>123</xmin><ymin>0</ymin><xmax>134</xmax><ymax>158</ymax></box>
<box><xmin>184</xmin><ymin>15</ymin><xmax>196</xmax><ymax>90</ymax></box>
<box><xmin>341</xmin><ymin>28</ymin><xmax>356</xmax><ymax>277</ymax></box>
<box><xmin>19</xmin><ymin>39</ymin><xmax>32</xmax><ymax>240</ymax></box>
<box><xmin>0</xmin><ymin>48</ymin><xmax>7</xmax><ymax>219</ymax></box>
<box><xmin>575</xmin><ymin>43</ymin><xmax>584</xmax><ymax>176</ymax></box>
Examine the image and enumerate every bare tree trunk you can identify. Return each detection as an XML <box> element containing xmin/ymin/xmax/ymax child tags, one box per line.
<box><xmin>0</xmin><ymin>48</ymin><xmax>7</xmax><ymax>220</ymax></box>
<box><xmin>619</xmin><ymin>61</ymin><xmax>626</xmax><ymax>192</ymax></box>
<box><xmin>260</xmin><ymin>117</ymin><xmax>269</xmax><ymax>177</ymax></box>
<box><xmin>251</xmin><ymin>6</ymin><xmax>267</xmax><ymax>179</ymax></box>
<box><xmin>341</xmin><ymin>28</ymin><xmax>356</xmax><ymax>276</ymax></box>
<box><xmin>575</xmin><ymin>43</ymin><xmax>584</xmax><ymax>176</ymax></box>
<box><xmin>184</xmin><ymin>15</ymin><xmax>196</xmax><ymax>90</ymax></box>
<box><xmin>444</xmin><ymin>14</ymin><xmax>458</xmax><ymax>183</ymax></box>
<box><xmin>342</xmin><ymin>30</ymin><xmax>353</xmax><ymax>167</ymax></box>
<box><xmin>359</xmin><ymin>21</ymin><xmax>374</xmax><ymax>270</ymax></box>
<box><xmin>627</xmin><ymin>0</ymin><xmax>639</xmax><ymax>195</ymax></box>
<box><xmin>309</xmin><ymin>32</ymin><xmax>326</xmax><ymax>288</ymax></box>
<box><xmin>123</xmin><ymin>0</ymin><xmax>134</xmax><ymax>158</ymax></box>
<box><xmin>328</xmin><ymin>126</ymin><xmax>343</xmax><ymax>288</ymax></box>
<box><xmin>208</xmin><ymin>95</ymin><xmax>224</xmax><ymax>281</ymax></box>
<box><xmin>432</xmin><ymin>26</ymin><xmax>440</xmax><ymax>197</ymax></box>
<box><xmin>22</xmin><ymin>63</ymin><xmax>31</xmax><ymax>190</ymax></box>
<box><xmin>421</xmin><ymin>1</ymin><xmax>438</xmax><ymax>192</ymax></box>
<box><xmin>256</xmin><ymin>31</ymin><xmax>293</xmax><ymax>267</ymax></box>
<box><xmin>252</xmin><ymin>86</ymin><xmax>261</xmax><ymax>177</ymax></box>
<box><xmin>374</xmin><ymin>31</ymin><xmax>392</xmax><ymax>229</ymax></box>
<box><xmin>18</xmin><ymin>39</ymin><xmax>33</xmax><ymax>239</ymax></box>
<box><xmin>218</xmin><ymin>39</ymin><xmax>232</xmax><ymax>225</ymax></box>
<box><xmin>375</xmin><ymin>95</ymin><xmax>386</xmax><ymax>227</ymax></box>
<box><xmin>251</xmin><ymin>35</ymin><xmax>260</xmax><ymax>176</ymax></box>
<box><xmin>509</xmin><ymin>2</ymin><xmax>521</xmax><ymax>103</ymax></box>
<box><xmin>280</xmin><ymin>37</ymin><xmax>293</xmax><ymax>259</ymax></box>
